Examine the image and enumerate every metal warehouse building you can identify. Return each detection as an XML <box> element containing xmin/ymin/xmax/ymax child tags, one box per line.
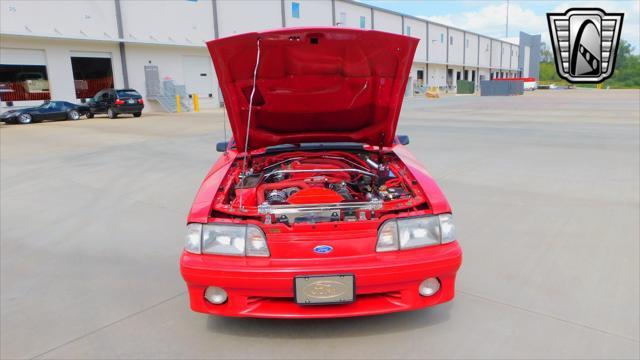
<box><xmin>0</xmin><ymin>0</ymin><xmax>540</xmax><ymax>112</ymax></box>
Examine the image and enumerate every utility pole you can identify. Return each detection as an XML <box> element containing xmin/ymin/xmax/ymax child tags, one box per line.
<box><xmin>506</xmin><ymin>0</ymin><xmax>509</xmax><ymax>38</ymax></box>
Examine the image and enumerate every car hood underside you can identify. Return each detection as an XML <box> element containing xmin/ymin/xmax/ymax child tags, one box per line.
<box><xmin>207</xmin><ymin>27</ymin><xmax>418</xmax><ymax>152</ymax></box>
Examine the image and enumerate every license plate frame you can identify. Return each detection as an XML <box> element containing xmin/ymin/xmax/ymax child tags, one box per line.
<box><xmin>294</xmin><ymin>274</ymin><xmax>355</xmax><ymax>305</ymax></box>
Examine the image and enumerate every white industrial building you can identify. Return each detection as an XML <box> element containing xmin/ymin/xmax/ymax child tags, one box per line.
<box><xmin>0</xmin><ymin>0</ymin><xmax>532</xmax><ymax>112</ymax></box>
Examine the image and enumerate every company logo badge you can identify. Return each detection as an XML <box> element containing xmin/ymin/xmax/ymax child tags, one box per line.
<box><xmin>313</xmin><ymin>245</ymin><xmax>333</xmax><ymax>254</ymax></box>
<box><xmin>547</xmin><ymin>8</ymin><xmax>624</xmax><ymax>83</ymax></box>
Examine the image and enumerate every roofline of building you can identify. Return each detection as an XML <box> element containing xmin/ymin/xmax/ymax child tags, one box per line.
<box><xmin>342</xmin><ymin>0</ymin><xmax>519</xmax><ymax>46</ymax></box>
<box><xmin>0</xmin><ymin>32</ymin><xmax>207</xmax><ymax>48</ymax></box>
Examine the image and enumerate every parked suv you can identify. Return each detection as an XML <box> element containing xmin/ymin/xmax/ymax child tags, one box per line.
<box><xmin>87</xmin><ymin>88</ymin><xmax>144</xmax><ymax>118</ymax></box>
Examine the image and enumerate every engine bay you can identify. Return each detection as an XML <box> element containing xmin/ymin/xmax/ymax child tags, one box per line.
<box><xmin>212</xmin><ymin>150</ymin><xmax>428</xmax><ymax>224</ymax></box>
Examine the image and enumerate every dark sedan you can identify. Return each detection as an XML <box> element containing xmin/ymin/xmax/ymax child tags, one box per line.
<box><xmin>0</xmin><ymin>101</ymin><xmax>90</xmax><ymax>124</ymax></box>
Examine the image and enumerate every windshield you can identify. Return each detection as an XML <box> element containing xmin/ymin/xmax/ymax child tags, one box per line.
<box><xmin>116</xmin><ymin>90</ymin><xmax>141</xmax><ymax>98</ymax></box>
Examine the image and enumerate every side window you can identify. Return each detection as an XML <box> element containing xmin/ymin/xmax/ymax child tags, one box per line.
<box><xmin>291</xmin><ymin>2</ymin><xmax>300</xmax><ymax>18</ymax></box>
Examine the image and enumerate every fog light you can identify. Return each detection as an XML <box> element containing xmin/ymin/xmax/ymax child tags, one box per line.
<box><xmin>419</xmin><ymin>278</ymin><xmax>440</xmax><ymax>297</ymax></box>
<box><xmin>204</xmin><ymin>286</ymin><xmax>228</xmax><ymax>304</ymax></box>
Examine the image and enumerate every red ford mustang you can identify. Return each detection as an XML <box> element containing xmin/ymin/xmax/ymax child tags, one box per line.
<box><xmin>180</xmin><ymin>27</ymin><xmax>462</xmax><ymax>318</ymax></box>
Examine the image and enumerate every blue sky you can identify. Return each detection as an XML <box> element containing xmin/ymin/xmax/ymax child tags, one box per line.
<box><xmin>358</xmin><ymin>0</ymin><xmax>639</xmax><ymax>53</ymax></box>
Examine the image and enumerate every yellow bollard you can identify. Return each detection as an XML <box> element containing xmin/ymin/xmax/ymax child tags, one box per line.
<box><xmin>193</xmin><ymin>94</ymin><xmax>199</xmax><ymax>112</ymax></box>
<box><xmin>175</xmin><ymin>95</ymin><xmax>181</xmax><ymax>113</ymax></box>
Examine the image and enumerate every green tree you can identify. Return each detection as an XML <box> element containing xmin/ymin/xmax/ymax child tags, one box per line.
<box><xmin>540</xmin><ymin>42</ymin><xmax>554</xmax><ymax>63</ymax></box>
<box><xmin>614</xmin><ymin>39</ymin><xmax>633</xmax><ymax>69</ymax></box>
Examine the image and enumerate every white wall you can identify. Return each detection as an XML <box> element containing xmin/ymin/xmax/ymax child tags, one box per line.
<box><xmin>448</xmin><ymin>29</ymin><xmax>464</xmax><ymax>66</ymax></box>
<box><xmin>405</xmin><ymin>18</ymin><xmax>426</xmax><ymax>62</ymax></box>
<box><xmin>335</xmin><ymin>1</ymin><xmax>371</xmax><ymax>28</ymax></box>
<box><xmin>428</xmin><ymin>23</ymin><xmax>447</xmax><ymax>64</ymax></box>
<box><xmin>120</xmin><ymin>0</ymin><xmax>214</xmax><ymax>45</ymax></box>
<box><xmin>0</xmin><ymin>35</ymin><xmax>124</xmax><ymax>106</ymax></box>
<box><xmin>427</xmin><ymin>63</ymin><xmax>446</xmax><ymax>87</ymax></box>
<box><xmin>511</xmin><ymin>45</ymin><xmax>519</xmax><ymax>70</ymax></box>
<box><xmin>501</xmin><ymin>42</ymin><xmax>510</xmax><ymax>69</ymax></box>
<box><xmin>217</xmin><ymin>0</ymin><xmax>281</xmax><ymax>38</ymax></box>
<box><xmin>1</xmin><ymin>0</ymin><xmax>118</xmax><ymax>40</ymax></box>
<box><xmin>284</xmin><ymin>0</ymin><xmax>332</xmax><ymax>27</ymax></box>
<box><xmin>464</xmin><ymin>33</ymin><xmax>478</xmax><ymax>66</ymax></box>
<box><xmin>491</xmin><ymin>40</ymin><xmax>501</xmax><ymax>68</ymax></box>
<box><xmin>125</xmin><ymin>44</ymin><xmax>217</xmax><ymax>111</ymax></box>
<box><xmin>478</xmin><ymin>67</ymin><xmax>491</xmax><ymax>81</ymax></box>
<box><xmin>372</xmin><ymin>10</ymin><xmax>401</xmax><ymax>34</ymax></box>
<box><xmin>479</xmin><ymin>37</ymin><xmax>491</xmax><ymax>67</ymax></box>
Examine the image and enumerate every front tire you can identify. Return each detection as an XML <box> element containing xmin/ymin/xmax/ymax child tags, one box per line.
<box><xmin>18</xmin><ymin>113</ymin><xmax>33</xmax><ymax>124</ymax></box>
<box><xmin>133</xmin><ymin>112</ymin><xmax>142</xmax><ymax>118</ymax></box>
<box><xmin>107</xmin><ymin>108</ymin><xmax>117</xmax><ymax>119</ymax></box>
<box><xmin>67</xmin><ymin>110</ymin><xmax>80</xmax><ymax>120</ymax></box>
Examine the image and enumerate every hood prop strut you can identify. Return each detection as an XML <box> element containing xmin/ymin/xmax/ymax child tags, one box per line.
<box><xmin>239</xmin><ymin>37</ymin><xmax>262</xmax><ymax>211</ymax></box>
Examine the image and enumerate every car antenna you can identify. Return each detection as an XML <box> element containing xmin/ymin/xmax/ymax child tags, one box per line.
<box><xmin>222</xmin><ymin>99</ymin><xmax>228</xmax><ymax>155</ymax></box>
<box><xmin>239</xmin><ymin>37</ymin><xmax>262</xmax><ymax>211</ymax></box>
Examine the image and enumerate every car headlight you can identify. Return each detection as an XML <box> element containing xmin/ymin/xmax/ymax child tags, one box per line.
<box><xmin>184</xmin><ymin>223</ymin><xmax>269</xmax><ymax>257</ymax></box>
<box><xmin>376</xmin><ymin>214</ymin><xmax>456</xmax><ymax>252</ymax></box>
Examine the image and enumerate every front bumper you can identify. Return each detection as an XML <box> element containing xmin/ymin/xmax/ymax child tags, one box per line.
<box><xmin>180</xmin><ymin>241</ymin><xmax>462</xmax><ymax>318</ymax></box>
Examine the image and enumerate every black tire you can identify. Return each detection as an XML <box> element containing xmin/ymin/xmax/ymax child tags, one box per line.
<box><xmin>67</xmin><ymin>110</ymin><xmax>80</xmax><ymax>120</ymax></box>
<box><xmin>133</xmin><ymin>112</ymin><xmax>142</xmax><ymax>118</ymax></box>
<box><xmin>17</xmin><ymin>113</ymin><xmax>33</xmax><ymax>124</ymax></box>
<box><xmin>86</xmin><ymin>112</ymin><xmax>94</xmax><ymax>119</ymax></box>
<box><xmin>107</xmin><ymin>108</ymin><xmax>118</xmax><ymax>119</ymax></box>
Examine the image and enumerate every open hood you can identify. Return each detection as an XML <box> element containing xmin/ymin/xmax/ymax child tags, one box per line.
<box><xmin>207</xmin><ymin>27</ymin><xmax>418</xmax><ymax>152</ymax></box>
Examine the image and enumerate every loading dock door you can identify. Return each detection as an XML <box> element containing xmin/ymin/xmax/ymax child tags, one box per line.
<box><xmin>182</xmin><ymin>55</ymin><xmax>217</xmax><ymax>103</ymax></box>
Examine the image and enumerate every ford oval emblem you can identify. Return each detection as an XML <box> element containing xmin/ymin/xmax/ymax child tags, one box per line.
<box><xmin>313</xmin><ymin>245</ymin><xmax>333</xmax><ymax>254</ymax></box>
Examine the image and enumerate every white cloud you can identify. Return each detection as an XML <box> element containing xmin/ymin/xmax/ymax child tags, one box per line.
<box><xmin>420</xmin><ymin>1</ymin><xmax>639</xmax><ymax>53</ymax></box>
<box><xmin>422</xmin><ymin>3</ymin><xmax>546</xmax><ymax>40</ymax></box>
<box><xmin>552</xmin><ymin>1</ymin><xmax>639</xmax><ymax>53</ymax></box>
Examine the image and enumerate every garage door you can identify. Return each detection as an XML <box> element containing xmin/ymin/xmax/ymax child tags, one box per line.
<box><xmin>0</xmin><ymin>48</ymin><xmax>50</xmax><ymax>101</ymax></box>
<box><xmin>182</xmin><ymin>55</ymin><xmax>217</xmax><ymax>103</ymax></box>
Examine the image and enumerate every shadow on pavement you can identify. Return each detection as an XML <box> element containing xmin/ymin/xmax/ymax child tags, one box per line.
<box><xmin>205</xmin><ymin>302</ymin><xmax>453</xmax><ymax>339</ymax></box>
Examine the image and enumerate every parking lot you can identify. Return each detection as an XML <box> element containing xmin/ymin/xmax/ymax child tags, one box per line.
<box><xmin>1</xmin><ymin>89</ymin><xmax>639</xmax><ymax>359</ymax></box>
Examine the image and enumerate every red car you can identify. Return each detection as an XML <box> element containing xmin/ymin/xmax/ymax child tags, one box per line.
<box><xmin>180</xmin><ymin>27</ymin><xmax>462</xmax><ymax>318</ymax></box>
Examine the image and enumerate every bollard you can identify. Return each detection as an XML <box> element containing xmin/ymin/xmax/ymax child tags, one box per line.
<box><xmin>193</xmin><ymin>94</ymin><xmax>199</xmax><ymax>112</ymax></box>
<box><xmin>176</xmin><ymin>95</ymin><xmax>181</xmax><ymax>113</ymax></box>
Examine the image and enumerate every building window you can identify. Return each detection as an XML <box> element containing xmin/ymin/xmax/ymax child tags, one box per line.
<box><xmin>466</xmin><ymin>39</ymin><xmax>469</xmax><ymax>48</ymax></box>
<box><xmin>450</xmin><ymin>36</ymin><xmax>453</xmax><ymax>45</ymax></box>
<box><xmin>359</xmin><ymin>16</ymin><xmax>366</xmax><ymax>29</ymax></box>
<box><xmin>291</xmin><ymin>2</ymin><xmax>300</xmax><ymax>18</ymax></box>
<box><xmin>440</xmin><ymin>33</ymin><xmax>443</xmax><ymax>43</ymax></box>
<box><xmin>71</xmin><ymin>57</ymin><xmax>114</xmax><ymax>99</ymax></box>
<box><xmin>405</xmin><ymin>26</ymin><xmax>411</xmax><ymax>36</ymax></box>
<box><xmin>338</xmin><ymin>12</ymin><xmax>346</xmax><ymax>26</ymax></box>
<box><xmin>0</xmin><ymin>64</ymin><xmax>51</xmax><ymax>101</ymax></box>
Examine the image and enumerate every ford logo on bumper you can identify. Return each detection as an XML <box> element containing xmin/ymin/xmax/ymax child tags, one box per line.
<box><xmin>313</xmin><ymin>245</ymin><xmax>333</xmax><ymax>254</ymax></box>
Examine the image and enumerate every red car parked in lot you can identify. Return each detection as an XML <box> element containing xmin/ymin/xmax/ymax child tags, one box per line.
<box><xmin>180</xmin><ymin>27</ymin><xmax>462</xmax><ymax>318</ymax></box>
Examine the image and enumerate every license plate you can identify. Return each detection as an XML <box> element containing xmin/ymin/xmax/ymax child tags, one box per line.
<box><xmin>294</xmin><ymin>274</ymin><xmax>355</xmax><ymax>305</ymax></box>
<box><xmin>128</xmin><ymin>99</ymin><xmax>135</xmax><ymax>104</ymax></box>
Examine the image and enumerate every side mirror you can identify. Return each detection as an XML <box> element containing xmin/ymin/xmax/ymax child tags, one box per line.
<box><xmin>216</xmin><ymin>141</ymin><xmax>228</xmax><ymax>152</ymax></box>
<box><xmin>397</xmin><ymin>135</ymin><xmax>410</xmax><ymax>145</ymax></box>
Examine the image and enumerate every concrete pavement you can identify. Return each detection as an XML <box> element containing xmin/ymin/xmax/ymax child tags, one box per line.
<box><xmin>1</xmin><ymin>89</ymin><xmax>638</xmax><ymax>359</ymax></box>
